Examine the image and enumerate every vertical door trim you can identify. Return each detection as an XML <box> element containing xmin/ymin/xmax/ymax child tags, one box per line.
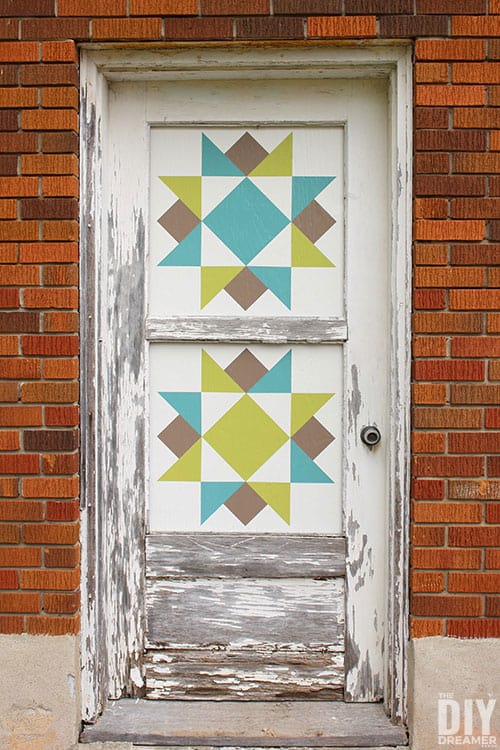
<box><xmin>80</xmin><ymin>44</ymin><xmax>412</xmax><ymax>724</ymax></box>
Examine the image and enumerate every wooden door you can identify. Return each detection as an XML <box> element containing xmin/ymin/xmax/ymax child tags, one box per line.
<box><xmin>102</xmin><ymin>75</ymin><xmax>390</xmax><ymax>704</ymax></box>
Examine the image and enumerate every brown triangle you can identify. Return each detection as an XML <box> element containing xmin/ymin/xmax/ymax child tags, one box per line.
<box><xmin>292</xmin><ymin>416</ymin><xmax>335</xmax><ymax>459</ymax></box>
<box><xmin>225</xmin><ymin>484</ymin><xmax>267</xmax><ymax>525</ymax></box>
<box><xmin>225</xmin><ymin>349</ymin><xmax>268</xmax><ymax>392</ymax></box>
<box><xmin>293</xmin><ymin>200</ymin><xmax>336</xmax><ymax>243</ymax></box>
<box><xmin>225</xmin><ymin>132</ymin><xmax>269</xmax><ymax>175</ymax></box>
<box><xmin>158</xmin><ymin>415</ymin><xmax>200</xmax><ymax>458</ymax></box>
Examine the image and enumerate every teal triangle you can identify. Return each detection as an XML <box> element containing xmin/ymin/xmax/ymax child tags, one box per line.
<box><xmin>292</xmin><ymin>177</ymin><xmax>335</xmax><ymax>219</ymax></box>
<box><xmin>202</xmin><ymin>134</ymin><xmax>243</xmax><ymax>177</ymax></box>
<box><xmin>159</xmin><ymin>392</ymin><xmax>201</xmax><ymax>433</ymax></box>
<box><xmin>201</xmin><ymin>482</ymin><xmax>244</xmax><ymax>523</ymax></box>
<box><xmin>250</xmin><ymin>350</ymin><xmax>292</xmax><ymax>394</ymax></box>
<box><xmin>250</xmin><ymin>266</ymin><xmax>291</xmax><ymax>308</ymax></box>
<box><xmin>291</xmin><ymin>442</ymin><xmax>333</xmax><ymax>484</ymax></box>
<box><xmin>158</xmin><ymin>224</ymin><xmax>201</xmax><ymax>266</ymax></box>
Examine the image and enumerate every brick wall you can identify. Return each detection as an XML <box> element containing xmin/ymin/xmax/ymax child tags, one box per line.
<box><xmin>0</xmin><ymin>0</ymin><xmax>499</xmax><ymax>640</ymax></box>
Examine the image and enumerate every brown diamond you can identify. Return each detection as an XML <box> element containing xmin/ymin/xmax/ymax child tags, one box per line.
<box><xmin>225</xmin><ymin>484</ymin><xmax>267</xmax><ymax>525</ymax></box>
<box><xmin>293</xmin><ymin>200</ymin><xmax>336</xmax><ymax>243</ymax></box>
<box><xmin>158</xmin><ymin>200</ymin><xmax>200</xmax><ymax>242</ymax></box>
<box><xmin>225</xmin><ymin>267</ymin><xmax>267</xmax><ymax>310</ymax></box>
<box><xmin>225</xmin><ymin>132</ymin><xmax>269</xmax><ymax>175</ymax></box>
<box><xmin>158</xmin><ymin>415</ymin><xmax>199</xmax><ymax>458</ymax></box>
<box><xmin>225</xmin><ymin>348</ymin><xmax>268</xmax><ymax>392</ymax></box>
<box><xmin>292</xmin><ymin>416</ymin><xmax>335</xmax><ymax>459</ymax></box>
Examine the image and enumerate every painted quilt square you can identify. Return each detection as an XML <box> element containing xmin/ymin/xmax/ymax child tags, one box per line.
<box><xmin>149</xmin><ymin>128</ymin><xmax>344</xmax><ymax>318</ymax></box>
<box><xmin>149</xmin><ymin>344</ymin><xmax>342</xmax><ymax>533</ymax></box>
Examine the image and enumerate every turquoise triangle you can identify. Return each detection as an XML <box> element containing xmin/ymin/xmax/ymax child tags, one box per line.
<box><xmin>202</xmin><ymin>134</ymin><xmax>243</xmax><ymax>177</ymax></box>
<box><xmin>158</xmin><ymin>224</ymin><xmax>201</xmax><ymax>266</ymax></box>
<box><xmin>201</xmin><ymin>482</ymin><xmax>244</xmax><ymax>523</ymax></box>
<box><xmin>159</xmin><ymin>392</ymin><xmax>201</xmax><ymax>433</ymax></box>
<box><xmin>292</xmin><ymin>176</ymin><xmax>335</xmax><ymax>219</ymax></box>
<box><xmin>291</xmin><ymin>442</ymin><xmax>333</xmax><ymax>483</ymax></box>
<box><xmin>250</xmin><ymin>350</ymin><xmax>292</xmax><ymax>394</ymax></box>
<box><xmin>250</xmin><ymin>266</ymin><xmax>291</xmax><ymax>308</ymax></box>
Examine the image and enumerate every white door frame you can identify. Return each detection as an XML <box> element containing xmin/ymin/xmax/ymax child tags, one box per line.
<box><xmin>79</xmin><ymin>43</ymin><xmax>412</xmax><ymax>725</ymax></box>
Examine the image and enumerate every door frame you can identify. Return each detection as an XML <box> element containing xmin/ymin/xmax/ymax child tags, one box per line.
<box><xmin>79</xmin><ymin>43</ymin><xmax>412</xmax><ymax>725</ymax></box>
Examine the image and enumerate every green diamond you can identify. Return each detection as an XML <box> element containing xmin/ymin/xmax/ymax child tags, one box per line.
<box><xmin>204</xmin><ymin>395</ymin><xmax>288</xmax><ymax>480</ymax></box>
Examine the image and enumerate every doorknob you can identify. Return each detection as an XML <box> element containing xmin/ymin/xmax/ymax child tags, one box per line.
<box><xmin>360</xmin><ymin>425</ymin><xmax>381</xmax><ymax>447</ymax></box>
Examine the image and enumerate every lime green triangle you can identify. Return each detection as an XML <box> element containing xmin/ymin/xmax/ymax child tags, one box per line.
<box><xmin>250</xmin><ymin>134</ymin><xmax>293</xmax><ymax>177</ymax></box>
<box><xmin>249</xmin><ymin>482</ymin><xmax>290</xmax><ymax>524</ymax></box>
<box><xmin>160</xmin><ymin>176</ymin><xmax>202</xmax><ymax>219</ymax></box>
<box><xmin>291</xmin><ymin>393</ymin><xmax>333</xmax><ymax>434</ymax></box>
<box><xmin>159</xmin><ymin>439</ymin><xmax>201</xmax><ymax>481</ymax></box>
<box><xmin>201</xmin><ymin>266</ymin><xmax>243</xmax><ymax>307</ymax></box>
<box><xmin>202</xmin><ymin>350</ymin><xmax>243</xmax><ymax>393</ymax></box>
<box><xmin>291</xmin><ymin>225</ymin><xmax>334</xmax><ymax>268</ymax></box>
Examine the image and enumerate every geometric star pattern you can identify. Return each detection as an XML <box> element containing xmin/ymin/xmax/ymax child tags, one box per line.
<box><xmin>157</xmin><ymin>132</ymin><xmax>336</xmax><ymax>311</ymax></box>
<box><xmin>157</xmin><ymin>348</ymin><xmax>335</xmax><ymax>526</ymax></box>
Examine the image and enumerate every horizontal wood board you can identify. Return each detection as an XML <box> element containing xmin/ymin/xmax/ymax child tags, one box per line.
<box><xmin>80</xmin><ymin>699</ymin><xmax>408</xmax><ymax>746</ymax></box>
<box><xmin>146</xmin><ymin>534</ymin><xmax>346</xmax><ymax>579</ymax></box>
<box><xmin>145</xmin><ymin>647</ymin><xmax>344</xmax><ymax>701</ymax></box>
<box><xmin>146</xmin><ymin>579</ymin><xmax>344</xmax><ymax>648</ymax></box>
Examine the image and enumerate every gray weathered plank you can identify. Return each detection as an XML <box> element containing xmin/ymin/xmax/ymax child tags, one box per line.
<box><xmin>145</xmin><ymin>647</ymin><xmax>344</xmax><ymax>701</ymax></box>
<box><xmin>146</xmin><ymin>317</ymin><xmax>347</xmax><ymax>343</ymax></box>
<box><xmin>146</xmin><ymin>534</ymin><xmax>346</xmax><ymax>579</ymax></box>
<box><xmin>146</xmin><ymin>579</ymin><xmax>344</xmax><ymax>648</ymax></box>
<box><xmin>80</xmin><ymin>699</ymin><xmax>408</xmax><ymax>746</ymax></box>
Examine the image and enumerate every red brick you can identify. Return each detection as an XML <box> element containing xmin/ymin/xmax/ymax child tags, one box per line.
<box><xmin>274</xmin><ymin>0</ymin><xmax>340</xmax><ymax>11</ymax></box>
<box><xmin>45</xmin><ymin>407</ymin><xmax>79</xmax><ymax>426</ymax></box>
<box><xmin>59</xmin><ymin>0</ymin><xmax>127</xmax><ymax>14</ymax></box>
<box><xmin>237</xmin><ymin>17</ymin><xmax>304</xmax><ymax>39</ymax></box>
<box><xmin>449</xmin><ymin>432</ymin><xmax>500</xmax><ymax>454</ymax></box>
<box><xmin>454</xmin><ymin>108</ymin><xmax>500</xmax><ymax>129</ymax></box>
<box><xmin>203</xmin><ymin>0</ymin><xmax>269</xmax><ymax>12</ymax></box>
<box><xmin>23</xmin><ymin>477</ymin><xmax>78</xmax><ymax>498</ymax></box>
<box><xmin>0</xmin><ymin>19</ymin><xmax>17</xmax><ymax>39</ymax></box>
<box><xmin>46</xmin><ymin>499</ymin><xmax>79</xmax><ymax>521</ymax></box>
<box><xmin>20</xmin><ymin>243</ymin><xmax>78</xmax><ymax>263</ymax></box>
<box><xmin>411</xmin><ymin>595</ymin><xmax>482</xmax><ymax>617</ymax></box>
<box><xmin>454</xmin><ymin>153</ymin><xmax>500</xmax><ymax>172</ymax></box>
<box><xmin>486</xmin><ymin>409</ymin><xmax>500</xmax><ymax>429</ymax></box>
<box><xmin>449</xmin><ymin>527</ymin><xmax>500</xmax><ymax>546</ymax></box>
<box><xmin>0</xmin><ymin>42</ymin><xmax>39</xmax><ymax>62</ymax></box>
<box><xmin>411</xmin><ymin>572</ymin><xmax>444</xmax><ymax>593</ymax></box>
<box><xmin>42</xmin><ymin>42</ymin><xmax>77</xmax><ymax>63</ymax></box>
<box><xmin>42</xmin><ymin>176</ymin><xmax>78</xmax><ymax>198</ymax></box>
<box><xmin>0</xmin><ymin>431</ymin><xmax>19</xmax><ymax>450</ymax></box>
<box><xmin>417</xmin><ymin>0</ymin><xmax>486</xmax><ymax>12</ymax></box>
<box><xmin>413</xmin><ymin>503</ymin><xmax>482</xmax><ymax>524</ymax></box>
<box><xmin>412</xmin><ymin>479</ymin><xmax>445</xmax><ymax>500</ymax></box>
<box><xmin>131</xmin><ymin>0</ymin><xmax>197</xmax><ymax>11</ymax></box>
<box><xmin>414</xmin><ymin>199</ymin><xmax>448</xmax><ymax>219</ymax></box>
<box><xmin>22</xmin><ymin>153</ymin><xmax>78</xmax><ymax>176</ymax></box>
<box><xmin>23</xmin><ymin>522</ymin><xmax>79</xmax><ymax>545</ymax></box>
<box><xmin>450</xmin><ymin>289</ymin><xmax>500</xmax><ymax>310</ymax></box>
<box><xmin>0</xmin><ymin>478</ymin><xmax>18</xmax><ymax>497</ymax></box>
<box><xmin>22</xmin><ymin>199</ymin><xmax>78</xmax><ymax>221</ymax></box>
<box><xmin>0</xmin><ymin>87</ymin><xmax>38</xmax><ymax>108</ymax></box>
<box><xmin>415</xmin><ymin>39</ymin><xmax>486</xmax><ymax>60</ymax></box>
<box><xmin>42</xmin><ymin>220</ymin><xmax>79</xmax><ymax>242</ymax></box>
<box><xmin>413</xmin><ymin>360</ymin><xmax>484</xmax><ymax>381</ymax></box>
<box><xmin>308</xmin><ymin>15</ymin><xmax>376</xmax><ymax>37</ymax></box>
<box><xmin>41</xmin><ymin>132</ymin><xmax>78</xmax><ymax>153</ymax></box>
<box><xmin>0</xmin><ymin>289</ymin><xmax>19</xmax><ymax>307</ymax></box>
<box><xmin>486</xmin><ymin>549</ymin><xmax>500</xmax><ymax>569</ymax></box>
<box><xmin>21</xmin><ymin>569</ymin><xmax>79</xmax><ymax>590</ymax></box>
<box><xmin>0</xmin><ymin>592</ymin><xmax>40</xmax><ymax>613</ymax></box>
<box><xmin>0</xmin><ymin>199</ymin><xmax>16</xmax><ymax>218</ymax></box>
<box><xmin>0</xmin><ymin>111</ymin><xmax>19</xmax><ymax>131</ymax></box>
<box><xmin>452</xmin><ymin>15</ymin><xmax>500</xmax><ymax>36</ymax></box>
<box><xmin>43</xmin><ymin>358</ymin><xmax>78</xmax><ymax>379</ymax></box>
<box><xmin>447</xmin><ymin>620</ymin><xmax>500</xmax><ymax>637</ymax></box>
<box><xmin>413</xmin><ymin>408</ymin><xmax>481</xmax><ymax>429</ymax></box>
<box><xmin>92</xmin><ymin>18</ymin><xmax>162</xmax><ymax>40</ymax></box>
<box><xmin>0</xmin><ymin>407</ymin><xmax>42</xmax><ymax>427</ymax></box>
<box><xmin>0</xmin><ymin>383</ymin><xmax>18</xmax><ymax>401</ymax></box>
<box><xmin>452</xmin><ymin>198</ymin><xmax>500</xmax><ymax>219</ymax></box>
<box><xmin>44</xmin><ymin>591</ymin><xmax>79</xmax><ymax>614</ymax></box>
<box><xmin>414</xmin><ymin>107</ymin><xmax>449</xmax><ymax>129</ymax></box>
<box><xmin>486</xmin><ymin>597</ymin><xmax>500</xmax><ymax>616</ymax></box>
<box><xmin>0</xmin><ymin>313</ymin><xmax>39</xmax><ymax>333</ymax></box>
<box><xmin>414</xmin><ymin>220</ymin><xmax>485</xmax><ymax>241</ymax></box>
<box><xmin>452</xmin><ymin>337</ymin><xmax>500</xmax><ymax>357</ymax></box>
<box><xmin>414</xmin><ymin>267</ymin><xmax>484</xmax><ymax>287</ymax></box>
<box><xmin>416</xmin><ymin>85</ymin><xmax>485</xmax><ymax>107</ymax></box>
<box><xmin>24</xmin><ymin>289</ymin><xmax>78</xmax><ymax>310</ymax></box>
<box><xmin>42</xmin><ymin>453</ymin><xmax>78</xmax><ymax>475</ymax></box>
<box><xmin>0</xmin><ymin>358</ymin><xmax>40</xmax><ymax>379</ymax></box>
<box><xmin>415</xmin><ymin>130</ymin><xmax>486</xmax><ymax>152</ymax></box>
<box><xmin>411</xmin><ymin>619</ymin><xmax>444</xmax><ymax>638</ymax></box>
<box><xmin>449</xmin><ymin>480</ymin><xmax>500</xmax><ymax>500</ymax></box>
<box><xmin>413</xmin><ymin>455</ymin><xmax>484</xmax><ymax>477</ymax></box>
<box><xmin>22</xmin><ymin>335</ymin><xmax>78</xmax><ymax>356</ymax></box>
<box><xmin>452</xmin><ymin>244</ymin><xmax>500</xmax><ymax>265</ymax></box>
<box><xmin>0</xmin><ymin>245</ymin><xmax>18</xmax><ymax>263</ymax></box>
<box><xmin>0</xmin><ymin>0</ymin><xmax>54</xmax><ymax>13</ymax></box>
<box><xmin>449</xmin><ymin>573</ymin><xmax>500</xmax><ymax>593</ymax></box>
<box><xmin>0</xmin><ymin>547</ymin><xmax>41</xmax><ymax>567</ymax></box>
<box><xmin>415</xmin><ymin>63</ymin><xmax>449</xmax><ymax>84</ymax></box>
<box><xmin>21</xmin><ymin>18</ymin><xmax>90</xmax><ymax>41</ymax></box>
<box><xmin>21</xmin><ymin>382</ymin><xmax>78</xmax><ymax>404</ymax></box>
<box><xmin>163</xmin><ymin>17</ymin><xmax>233</xmax><ymax>39</ymax></box>
<box><xmin>45</xmin><ymin>545</ymin><xmax>80</xmax><ymax>568</ymax></box>
<box><xmin>411</xmin><ymin>526</ymin><xmax>445</xmax><ymax>546</ymax></box>
<box><xmin>0</xmin><ymin>616</ymin><xmax>24</xmax><ymax>634</ymax></box>
<box><xmin>453</xmin><ymin>62</ymin><xmax>500</xmax><ymax>84</ymax></box>
<box><xmin>0</xmin><ymin>177</ymin><xmax>38</xmax><ymax>196</ymax></box>
<box><xmin>345</xmin><ymin>0</ymin><xmax>412</xmax><ymax>10</ymax></box>
<box><xmin>0</xmin><ymin>570</ymin><xmax>17</xmax><ymax>589</ymax></box>
<box><xmin>489</xmin><ymin>457</ymin><xmax>500</xmax><ymax>476</ymax></box>
<box><xmin>412</xmin><ymin>384</ymin><xmax>447</xmax><ymax>404</ymax></box>
<box><xmin>451</xmin><ymin>385</ymin><xmax>500</xmax><ymax>404</ymax></box>
<box><xmin>413</xmin><ymin>337</ymin><xmax>447</xmax><ymax>357</ymax></box>
<box><xmin>26</xmin><ymin>614</ymin><xmax>80</xmax><ymax>635</ymax></box>
<box><xmin>412</xmin><ymin>432</ymin><xmax>446</xmax><ymax>454</ymax></box>
<box><xmin>379</xmin><ymin>15</ymin><xmax>448</xmax><ymax>37</ymax></box>
<box><xmin>486</xmin><ymin>502</ymin><xmax>500</xmax><ymax>522</ymax></box>
<box><xmin>0</xmin><ymin>455</ymin><xmax>39</xmax><ymax>475</ymax></box>
<box><xmin>42</xmin><ymin>265</ymin><xmax>78</xmax><ymax>286</ymax></box>
<box><xmin>24</xmin><ymin>430</ymin><xmax>77</xmax><ymax>452</ymax></box>
<box><xmin>44</xmin><ymin>313</ymin><xmax>79</xmax><ymax>333</ymax></box>
<box><xmin>0</xmin><ymin>133</ymin><xmax>38</xmax><ymax>154</ymax></box>
<box><xmin>21</xmin><ymin>64</ymin><xmax>78</xmax><ymax>87</ymax></box>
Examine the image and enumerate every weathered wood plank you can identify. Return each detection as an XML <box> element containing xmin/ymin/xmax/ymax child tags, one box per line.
<box><xmin>144</xmin><ymin>647</ymin><xmax>344</xmax><ymax>701</ymax></box>
<box><xmin>146</xmin><ymin>579</ymin><xmax>344</xmax><ymax>648</ymax></box>
<box><xmin>145</xmin><ymin>317</ymin><xmax>347</xmax><ymax>343</ymax></box>
<box><xmin>146</xmin><ymin>534</ymin><xmax>346</xmax><ymax>579</ymax></box>
<box><xmin>80</xmin><ymin>699</ymin><xmax>408</xmax><ymax>746</ymax></box>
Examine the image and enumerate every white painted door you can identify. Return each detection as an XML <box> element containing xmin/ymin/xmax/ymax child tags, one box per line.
<box><xmin>108</xmin><ymin>76</ymin><xmax>389</xmax><ymax>703</ymax></box>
